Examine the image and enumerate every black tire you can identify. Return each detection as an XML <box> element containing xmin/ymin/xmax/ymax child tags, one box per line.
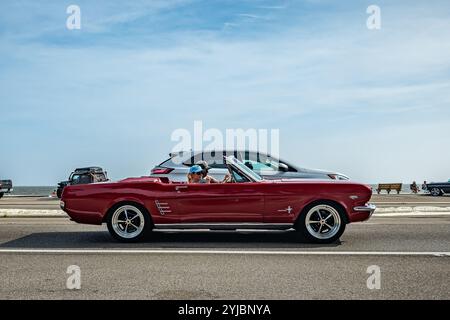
<box><xmin>106</xmin><ymin>203</ymin><xmax>152</xmax><ymax>243</ymax></box>
<box><xmin>56</xmin><ymin>188</ymin><xmax>63</xmax><ymax>199</ymax></box>
<box><xmin>295</xmin><ymin>201</ymin><xmax>346</xmax><ymax>244</ymax></box>
<box><xmin>430</xmin><ymin>188</ymin><xmax>442</xmax><ymax>197</ymax></box>
<box><xmin>0</xmin><ymin>193</ymin><xmax>3</xmax><ymax>199</ymax></box>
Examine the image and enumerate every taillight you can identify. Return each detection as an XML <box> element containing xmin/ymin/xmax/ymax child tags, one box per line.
<box><xmin>151</xmin><ymin>168</ymin><xmax>174</xmax><ymax>174</ymax></box>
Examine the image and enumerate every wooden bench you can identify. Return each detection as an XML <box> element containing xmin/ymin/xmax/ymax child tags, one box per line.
<box><xmin>377</xmin><ymin>183</ymin><xmax>402</xmax><ymax>194</ymax></box>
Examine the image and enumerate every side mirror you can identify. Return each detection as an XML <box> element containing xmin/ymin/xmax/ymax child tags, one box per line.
<box><xmin>278</xmin><ymin>163</ymin><xmax>289</xmax><ymax>172</ymax></box>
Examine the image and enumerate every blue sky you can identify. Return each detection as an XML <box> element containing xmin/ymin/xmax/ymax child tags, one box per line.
<box><xmin>1</xmin><ymin>0</ymin><xmax>450</xmax><ymax>185</ymax></box>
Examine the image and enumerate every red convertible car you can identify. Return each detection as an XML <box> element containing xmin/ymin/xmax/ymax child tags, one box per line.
<box><xmin>60</xmin><ymin>156</ymin><xmax>375</xmax><ymax>243</ymax></box>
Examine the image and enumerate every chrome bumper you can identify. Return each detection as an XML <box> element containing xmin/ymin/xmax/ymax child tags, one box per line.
<box><xmin>353</xmin><ymin>203</ymin><xmax>376</xmax><ymax>216</ymax></box>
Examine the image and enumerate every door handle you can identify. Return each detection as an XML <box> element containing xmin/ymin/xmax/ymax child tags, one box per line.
<box><xmin>175</xmin><ymin>186</ymin><xmax>188</xmax><ymax>193</ymax></box>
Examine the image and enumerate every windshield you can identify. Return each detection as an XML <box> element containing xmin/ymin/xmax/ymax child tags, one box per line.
<box><xmin>225</xmin><ymin>156</ymin><xmax>263</xmax><ymax>182</ymax></box>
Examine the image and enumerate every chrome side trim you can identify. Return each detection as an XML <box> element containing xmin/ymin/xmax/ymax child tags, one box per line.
<box><xmin>154</xmin><ymin>223</ymin><xmax>294</xmax><ymax>230</ymax></box>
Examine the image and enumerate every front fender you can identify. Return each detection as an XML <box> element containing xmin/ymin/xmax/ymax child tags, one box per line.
<box><xmin>295</xmin><ymin>198</ymin><xmax>351</xmax><ymax>224</ymax></box>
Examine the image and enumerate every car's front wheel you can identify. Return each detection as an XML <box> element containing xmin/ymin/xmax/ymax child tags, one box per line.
<box><xmin>106</xmin><ymin>204</ymin><xmax>152</xmax><ymax>242</ymax></box>
<box><xmin>0</xmin><ymin>192</ymin><xmax>3</xmax><ymax>199</ymax></box>
<box><xmin>430</xmin><ymin>187</ymin><xmax>442</xmax><ymax>197</ymax></box>
<box><xmin>295</xmin><ymin>202</ymin><xmax>346</xmax><ymax>244</ymax></box>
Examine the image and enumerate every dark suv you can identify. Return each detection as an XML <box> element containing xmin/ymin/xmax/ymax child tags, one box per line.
<box><xmin>57</xmin><ymin>167</ymin><xmax>108</xmax><ymax>198</ymax></box>
<box><xmin>0</xmin><ymin>180</ymin><xmax>13</xmax><ymax>198</ymax></box>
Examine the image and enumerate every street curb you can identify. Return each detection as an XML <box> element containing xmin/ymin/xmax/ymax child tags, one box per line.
<box><xmin>0</xmin><ymin>209</ymin><xmax>67</xmax><ymax>218</ymax></box>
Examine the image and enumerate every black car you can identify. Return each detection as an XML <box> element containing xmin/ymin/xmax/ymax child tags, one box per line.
<box><xmin>0</xmin><ymin>179</ymin><xmax>13</xmax><ymax>198</ymax></box>
<box><xmin>425</xmin><ymin>180</ymin><xmax>450</xmax><ymax>196</ymax></box>
<box><xmin>57</xmin><ymin>167</ymin><xmax>108</xmax><ymax>198</ymax></box>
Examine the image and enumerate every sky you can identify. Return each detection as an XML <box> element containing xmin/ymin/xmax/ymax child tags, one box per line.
<box><xmin>0</xmin><ymin>0</ymin><xmax>449</xmax><ymax>185</ymax></box>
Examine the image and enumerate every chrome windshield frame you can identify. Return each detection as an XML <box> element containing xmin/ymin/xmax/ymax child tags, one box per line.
<box><xmin>224</xmin><ymin>156</ymin><xmax>263</xmax><ymax>182</ymax></box>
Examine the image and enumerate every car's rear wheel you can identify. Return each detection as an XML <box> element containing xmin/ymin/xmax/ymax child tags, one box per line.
<box><xmin>0</xmin><ymin>192</ymin><xmax>3</xmax><ymax>199</ymax></box>
<box><xmin>430</xmin><ymin>187</ymin><xmax>442</xmax><ymax>197</ymax></box>
<box><xmin>106</xmin><ymin>204</ymin><xmax>151</xmax><ymax>242</ymax></box>
<box><xmin>295</xmin><ymin>202</ymin><xmax>346</xmax><ymax>244</ymax></box>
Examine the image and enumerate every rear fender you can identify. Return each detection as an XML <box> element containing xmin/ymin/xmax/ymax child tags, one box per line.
<box><xmin>103</xmin><ymin>196</ymin><xmax>148</xmax><ymax>222</ymax></box>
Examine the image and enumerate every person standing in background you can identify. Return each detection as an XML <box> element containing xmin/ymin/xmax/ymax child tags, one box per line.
<box><xmin>410</xmin><ymin>181</ymin><xmax>419</xmax><ymax>194</ymax></box>
<box><xmin>422</xmin><ymin>181</ymin><xmax>427</xmax><ymax>192</ymax></box>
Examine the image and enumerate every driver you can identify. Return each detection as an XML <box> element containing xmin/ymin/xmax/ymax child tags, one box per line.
<box><xmin>187</xmin><ymin>165</ymin><xmax>207</xmax><ymax>183</ymax></box>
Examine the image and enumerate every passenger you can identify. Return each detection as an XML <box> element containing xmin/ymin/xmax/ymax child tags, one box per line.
<box><xmin>410</xmin><ymin>181</ymin><xmax>419</xmax><ymax>194</ymax></box>
<box><xmin>196</xmin><ymin>161</ymin><xmax>220</xmax><ymax>184</ymax></box>
<box><xmin>187</xmin><ymin>165</ymin><xmax>208</xmax><ymax>184</ymax></box>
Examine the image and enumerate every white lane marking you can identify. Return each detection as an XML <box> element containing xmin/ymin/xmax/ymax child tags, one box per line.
<box><xmin>373</xmin><ymin>212</ymin><xmax>450</xmax><ymax>217</ymax></box>
<box><xmin>0</xmin><ymin>249</ymin><xmax>448</xmax><ymax>257</ymax></box>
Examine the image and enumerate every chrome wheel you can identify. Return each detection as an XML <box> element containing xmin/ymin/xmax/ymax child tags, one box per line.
<box><xmin>111</xmin><ymin>205</ymin><xmax>145</xmax><ymax>239</ymax></box>
<box><xmin>430</xmin><ymin>188</ymin><xmax>441</xmax><ymax>196</ymax></box>
<box><xmin>305</xmin><ymin>204</ymin><xmax>341</xmax><ymax>240</ymax></box>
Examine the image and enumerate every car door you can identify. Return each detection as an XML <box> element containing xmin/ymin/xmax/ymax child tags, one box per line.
<box><xmin>174</xmin><ymin>182</ymin><xmax>265</xmax><ymax>223</ymax></box>
<box><xmin>263</xmin><ymin>181</ymin><xmax>310</xmax><ymax>224</ymax></box>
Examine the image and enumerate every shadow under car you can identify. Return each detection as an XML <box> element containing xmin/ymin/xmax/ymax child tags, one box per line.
<box><xmin>0</xmin><ymin>229</ymin><xmax>342</xmax><ymax>249</ymax></box>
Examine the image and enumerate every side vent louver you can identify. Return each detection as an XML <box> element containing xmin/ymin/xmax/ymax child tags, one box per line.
<box><xmin>155</xmin><ymin>200</ymin><xmax>171</xmax><ymax>216</ymax></box>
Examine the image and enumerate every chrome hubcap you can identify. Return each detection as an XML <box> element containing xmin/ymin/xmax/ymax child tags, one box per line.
<box><xmin>305</xmin><ymin>205</ymin><xmax>341</xmax><ymax>240</ymax></box>
<box><xmin>431</xmin><ymin>188</ymin><xmax>440</xmax><ymax>196</ymax></box>
<box><xmin>112</xmin><ymin>205</ymin><xmax>145</xmax><ymax>239</ymax></box>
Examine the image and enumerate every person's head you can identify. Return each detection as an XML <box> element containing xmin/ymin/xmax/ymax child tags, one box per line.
<box><xmin>196</xmin><ymin>160</ymin><xmax>210</xmax><ymax>178</ymax></box>
<box><xmin>188</xmin><ymin>165</ymin><xmax>203</xmax><ymax>183</ymax></box>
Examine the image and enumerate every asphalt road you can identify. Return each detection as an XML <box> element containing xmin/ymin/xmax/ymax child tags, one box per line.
<box><xmin>0</xmin><ymin>216</ymin><xmax>449</xmax><ymax>299</ymax></box>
